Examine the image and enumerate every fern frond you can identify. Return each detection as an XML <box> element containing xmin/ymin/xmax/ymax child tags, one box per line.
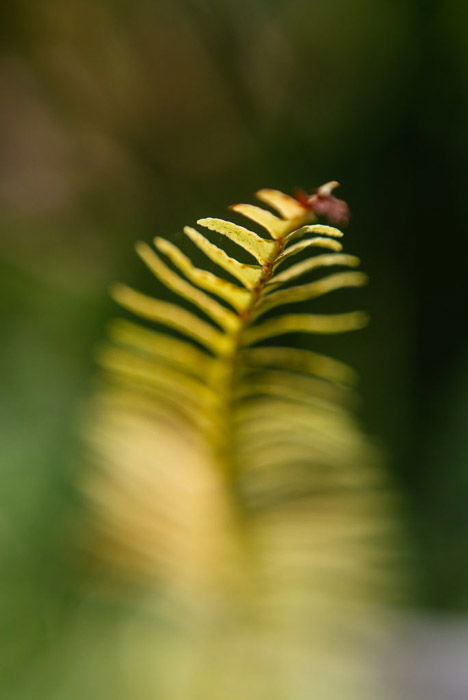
<box><xmin>84</xmin><ymin>184</ymin><xmax>403</xmax><ymax>700</ymax></box>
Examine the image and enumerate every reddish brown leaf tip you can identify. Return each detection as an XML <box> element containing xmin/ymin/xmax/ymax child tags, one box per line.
<box><xmin>294</xmin><ymin>181</ymin><xmax>350</xmax><ymax>226</ymax></box>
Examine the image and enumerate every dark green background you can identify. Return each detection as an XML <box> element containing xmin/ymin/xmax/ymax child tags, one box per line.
<box><xmin>1</xmin><ymin>0</ymin><xmax>467</xmax><ymax>696</ymax></box>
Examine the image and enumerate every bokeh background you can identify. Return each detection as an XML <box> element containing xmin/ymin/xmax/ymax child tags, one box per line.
<box><xmin>1</xmin><ymin>0</ymin><xmax>468</xmax><ymax>697</ymax></box>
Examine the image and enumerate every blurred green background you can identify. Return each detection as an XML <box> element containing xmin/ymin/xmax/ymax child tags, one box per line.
<box><xmin>1</xmin><ymin>0</ymin><xmax>468</xmax><ymax>697</ymax></box>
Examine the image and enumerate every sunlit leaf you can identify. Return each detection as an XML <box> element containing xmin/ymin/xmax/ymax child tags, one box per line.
<box><xmin>108</xmin><ymin>319</ymin><xmax>216</xmax><ymax>381</ymax></box>
<box><xmin>111</xmin><ymin>283</ymin><xmax>230</xmax><ymax>354</ymax></box>
<box><xmin>197</xmin><ymin>217</ymin><xmax>276</xmax><ymax>264</ymax></box>
<box><xmin>241</xmin><ymin>346</ymin><xmax>357</xmax><ymax>385</ymax></box>
<box><xmin>136</xmin><ymin>241</ymin><xmax>240</xmax><ymax>332</ymax></box>
<box><xmin>245</xmin><ymin>311</ymin><xmax>369</xmax><ymax>344</ymax></box>
<box><xmin>184</xmin><ymin>226</ymin><xmax>262</xmax><ymax>288</ymax></box>
<box><xmin>229</xmin><ymin>203</ymin><xmax>290</xmax><ymax>239</ymax></box>
<box><xmin>276</xmin><ymin>237</ymin><xmax>343</xmax><ymax>266</ymax></box>
<box><xmin>256</xmin><ymin>188</ymin><xmax>310</xmax><ymax>219</ymax></box>
<box><xmin>155</xmin><ymin>237</ymin><xmax>250</xmax><ymax>312</ymax></box>
<box><xmin>255</xmin><ymin>271</ymin><xmax>368</xmax><ymax>317</ymax></box>
<box><xmin>267</xmin><ymin>253</ymin><xmax>360</xmax><ymax>287</ymax></box>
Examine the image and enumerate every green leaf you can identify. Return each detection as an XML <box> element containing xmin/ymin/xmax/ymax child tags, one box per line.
<box><xmin>229</xmin><ymin>203</ymin><xmax>290</xmax><ymax>239</ymax></box>
<box><xmin>286</xmin><ymin>223</ymin><xmax>344</xmax><ymax>242</ymax></box>
<box><xmin>155</xmin><ymin>237</ymin><xmax>250</xmax><ymax>312</ymax></box>
<box><xmin>275</xmin><ymin>237</ymin><xmax>343</xmax><ymax>266</ymax></box>
<box><xmin>267</xmin><ymin>253</ymin><xmax>360</xmax><ymax>288</ymax></box>
<box><xmin>254</xmin><ymin>271</ymin><xmax>369</xmax><ymax>317</ymax></box>
<box><xmin>197</xmin><ymin>217</ymin><xmax>276</xmax><ymax>264</ymax></box>
<box><xmin>108</xmin><ymin>319</ymin><xmax>216</xmax><ymax>381</ymax></box>
<box><xmin>241</xmin><ymin>346</ymin><xmax>357</xmax><ymax>385</ymax></box>
<box><xmin>184</xmin><ymin>226</ymin><xmax>262</xmax><ymax>288</ymax></box>
<box><xmin>111</xmin><ymin>283</ymin><xmax>231</xmax><ymax>354</ymax></box>
<box><xmin>255</xmin><ymin>188</ymin><xmax>311</xmax><ymax>220</ymax></box>
<box><xmin>236</xmin><ymin>370</ymin><xmax>346</xmax><ymax>408</ymax></box>
<box><xmin>244</xmin><ymin>311</ymin><xmax>369</xmax><ymax>344</ymax></box>
<box><xmin>136</xmin><ymin>242</ymin><xmax>240</xmax><ymax>333</ymax></box>
<box><xmin>98</xmin><ymin>346</ymin><xmax>216</xmax><ymax>412</ymax></box>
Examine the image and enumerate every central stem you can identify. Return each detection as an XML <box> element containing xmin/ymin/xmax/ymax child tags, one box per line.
<box><xmin>211</xmin><ymin>235</ymin><xmax>286</xmax><ymax>472</ymax></box>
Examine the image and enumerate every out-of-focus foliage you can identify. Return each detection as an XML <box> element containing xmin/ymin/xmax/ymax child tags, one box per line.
<box><xmin>0</xmin><ymin>0</ymin><xmax>468</xmax><ymax>698</ymax></box>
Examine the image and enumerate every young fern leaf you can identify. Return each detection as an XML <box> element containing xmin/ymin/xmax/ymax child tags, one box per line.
<box><xmin>85</xmin><ymin>183</ymin><xmax>402</xmax><ymax>700</ymax></box>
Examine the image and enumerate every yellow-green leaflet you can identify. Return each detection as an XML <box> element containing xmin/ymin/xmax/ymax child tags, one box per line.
<box><xmin>108</xmin><ymin>319</ymin><xmax>216</xmax><ymax>381</ymax></box>
<box><xmin>244</xmin><ymin>311</ymin><xmax>369</xmax><ymax>344</ymax></box>
<box><xmin>184</xmin><ymin>226</ymin><xmax>262</xmax><ymax>288</ymax></box>
<box><xmin>111</xmin><ymin>283</ymin><xmax>230</xmax><ymax>354</ymax></box>
<box><xmin>267</xmin><ymin>253</ymin><xmax>360</xmax><ymax>288</ymax></box>
<box><xmin>254</xmin><ymin>271</ymin><xmax>368</xmax><ymax>317</ymax></box>
<box><xmin>240</xmin><ymin>346</ymin><xmax>357</xmax><ymax>386</ymax></box>
<box><xmin>155</xmin><ymin>237</ymin><xmax>250</xmax><ymax>312</ymax></box>
<box><xmin>197</xmin><ymin>217</ymin><xmax>276</xmax><ymax>264</ymax></box>
<box><xmin>275</xmin><ymin>237</ymin><xmax>343</xmax><ymax>266</ymax></box>
<box><xmin>286</xmin><ymin>223</ymin><xmax>344</xmax><ymax>242</ymax></box>
<box><xmin>136</xmin><ymin>242</ymin><xmax>240</xmax><ymax>332</ymax></box>
<box><xmin>255</xmin><ymin>188</ymin><xmax>310</xmax><ymax>219</ymax></box>
<box><xmin>229</xmin><ymin>203</ymin><xmax>291</xmax><ymax>239</ymax></box>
